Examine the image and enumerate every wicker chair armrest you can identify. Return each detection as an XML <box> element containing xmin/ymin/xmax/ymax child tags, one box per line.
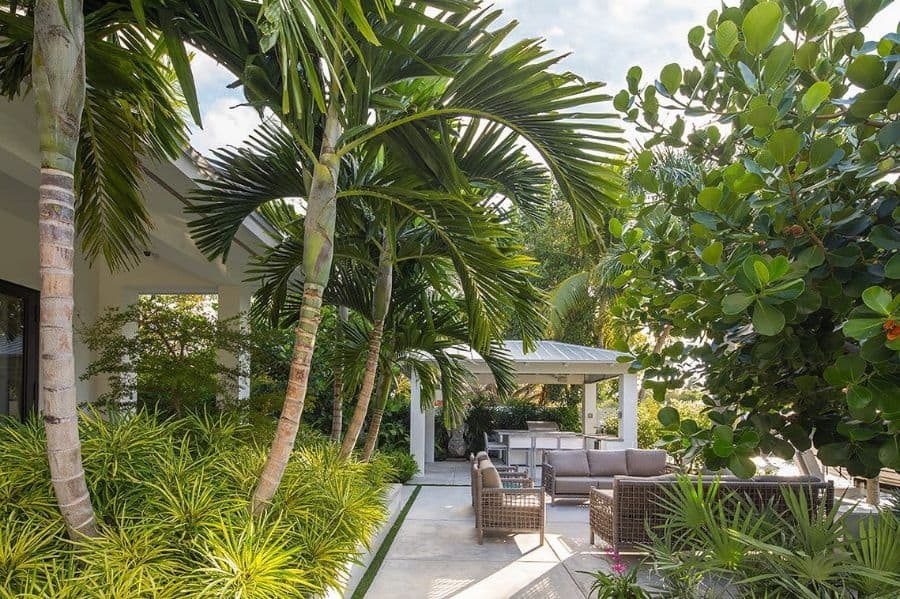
<box><xmin>499</xmin><ymin>471</ymin><xmax>528</xmax><ymax>479</ymax></box>
<box><xmin>496</xmin><ymin>465</ymin><xmax>519</xmax><ymax>473</ymax></box>
<box><xmin>590</xmin><ymin>487</ymin><xmax>614</xmax><ymax>508</ymax></box>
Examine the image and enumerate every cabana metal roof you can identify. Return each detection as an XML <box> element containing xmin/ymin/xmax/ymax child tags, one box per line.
<box><xmin>449</xmin><ymin>340</ymin><xmax>632</xmax><ymax>385</ymax></box>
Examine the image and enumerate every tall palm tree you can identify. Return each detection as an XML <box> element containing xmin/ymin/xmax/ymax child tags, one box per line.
<box><xmin>186</xmin><ymin>2</ymin><xmax>624</xmax><ymax>511</ymax></box>
<box><xmin>1</xmin><ymin>0</ymin><xmax>192</xmax><ymax>537</ymax></box>
<box><xmin>30</xmin><ymin>0</ymin><xmax>97</xmax><ymax>540</ymax></box>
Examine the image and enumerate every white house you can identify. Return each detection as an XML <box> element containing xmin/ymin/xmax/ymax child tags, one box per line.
<box><xmin>0</xmin><ymin>95</ymin><xmax>267</xmax><ymax>419</ymax></box>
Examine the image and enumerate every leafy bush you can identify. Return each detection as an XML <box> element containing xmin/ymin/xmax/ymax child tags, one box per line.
<box><xmin>610</xmin><ymin>0</ymin><xmax>900</xmax><ymax>477</ymax></box>
<box><xmin>0</xmin><ymin>411</ymin><xmax>389</xmax><ymax>598</ymax></box>
<box><xmin>492</xmin><ymin>399</ymin><xmax>581</xmax><ymax>433</ymax></box>
<box><xmin>643</xmin><ymin>475</ymin><xmax>900</xmax><ymax>597</ymax></box>
<box><xmin>374</xmin><ymin>450</ymin><xmax>419</xmax><ymax>483</ymax></box>
<box><xmin>602</xmin><ymin>395</ymin><xmax>711</xmax><ymax>455</ymax></box>
<box><xmin>79</xmin><ymin>295</ymin><xmax>251</xmax><ymax>416</ymax></box>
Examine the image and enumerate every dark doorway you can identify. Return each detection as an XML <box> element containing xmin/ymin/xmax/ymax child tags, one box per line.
<box><xmin>0</xmin><ymin>279</ymin><xmax>38</xmax><ymax>420</ymax></box>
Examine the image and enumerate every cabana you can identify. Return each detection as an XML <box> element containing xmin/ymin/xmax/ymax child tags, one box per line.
<box><xmin>409</xmin><ymin>340</ymin><xmax>639</xmax><ymax>472</ymax></box>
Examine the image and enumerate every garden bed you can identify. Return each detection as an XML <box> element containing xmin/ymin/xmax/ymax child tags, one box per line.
<box><xmin>0</xmin><ymin>411</ymin><xmax>391</xmax><ymax>598</ymax></box>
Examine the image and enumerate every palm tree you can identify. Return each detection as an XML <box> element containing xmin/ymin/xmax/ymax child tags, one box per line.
<box><xmin>213</xmin><ymin>132</ymin><xmax>543</xmax><ymax>453</ymax></box>
<box><xmin>357</xmin><ymin>282</ymin><xmax>515</xmax><ymax>461</ymax></box>
<box><xmin>30</xmin><ymin>0</ymin><xmax>97</xmax><ymax>540</ymax></box>
<box><xmin>185</xmin><ymin>2</ymin><xmax>624</xmax><ymax>511</ymax></box>
<box><xmin>330</xmin><ymin>304</ymin><xmax>349</xmax><ymax>442</ymax></box>
<box><xmin>1</xmin><ymin>0</ymin><xmax>192</xmax><ymax>537</ymax></box>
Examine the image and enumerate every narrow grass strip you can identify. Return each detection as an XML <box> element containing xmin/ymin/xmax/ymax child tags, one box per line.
<box><xmin>351</xmin><ymin>485</ymin><xmax>422</xmax><ymax>599</ymax></box>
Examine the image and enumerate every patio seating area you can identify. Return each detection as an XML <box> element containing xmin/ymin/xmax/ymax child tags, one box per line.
<box><xmin>361</xmin><ymin>457</ymin><xmax>865</xmax><ymax>598</ymax></box>
<box><xmin>362</xmin><ymin>484</ymin><xmax>652</xmax><ymax>598</ymax></box>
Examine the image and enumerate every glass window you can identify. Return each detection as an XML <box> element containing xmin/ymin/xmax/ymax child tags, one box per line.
<box><xmin>0</xmin><ymin>280</ymin><xmax>38</xmax><ymax>420</ymax></box>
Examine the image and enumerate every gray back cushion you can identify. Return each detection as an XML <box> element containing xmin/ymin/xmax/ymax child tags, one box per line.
<box><xmin>587</xmin><ymin>450</ymin><xmax>628</xmax><ymax>476</ymax></box>
<box><xmin>625</xmin><ymin>449</ymin><xmax>668</xmax><ymax>476</ymax></box>
<box><xmin>480</xmin><ymin>460</ymin><xmax>502</xmax><ymax>488</ymax></box>
<box><xmin>546</xmin><ymin>450</ymin><xmax>590</xmax><ymax>476</ymax></box>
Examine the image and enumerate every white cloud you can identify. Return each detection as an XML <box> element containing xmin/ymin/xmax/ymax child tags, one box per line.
<box><xmin>189</xmin><ymin>48</ymin><xmax>234</xmax><ymax>90</ymax></box>
<box><xmin>189</xmin><ymin>98</ymin><xmax>262</xmax><ymax>155</ymax></box>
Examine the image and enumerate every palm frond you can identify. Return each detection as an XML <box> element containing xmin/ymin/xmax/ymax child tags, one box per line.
<box><xmin>340</xmin><ymin>13</ymin><xmax>627</xmax><ymax>240</ymax></box>
<box><xmin>188</xmin><ymin>122</ymin><xmax>308</xmax><ymax>260</ymax></box>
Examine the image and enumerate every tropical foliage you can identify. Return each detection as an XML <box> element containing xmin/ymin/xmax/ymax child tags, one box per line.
<box><xmin>79</xmin><ymin>296</ymin><xmax>251</xmax><ymax>416</ymax></box>
<box><xmin>640</xmin><ymin>475</ymin><xmax>900</xmax><ymax>597</ymax></box>
<box><xmin>176</xmin><ymin>0</ymin><xmax>624</xmax><ymax>506</ymax></box>
<box><xmin>601</xmin><ymin>393</ymin><xmax>711</xmax><ymax>456</ymax></box>
<box><xmin>609</xmin><ymin>0</ymin><xmax>899</xmax><ymax>478</ymax></box>
<box><xmin>0</xmin><ymin>411</ymin><xmax>390</xmax><ymax>597</ymax></box>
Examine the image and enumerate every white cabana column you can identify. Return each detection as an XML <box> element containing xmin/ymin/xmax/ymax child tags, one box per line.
<box><xmin>618</xmin><ymin>373</ymin><xmax>639</xmax><ymax>448</ymax></box>
<box><xmin>425</xmin><ymin>388</ymin><xmax>440</xmax><ymax>464</ymax></box>
<box><xmin>409</xmin><ymin>370</ymin><xmax>426</xmax><ymax>472</ymax></box>
<box><xmin>583</xmin><ymin>382</ymin><xmax>597</xmax><ymax>439</ymax></box>
<box><xmin>217</xmin><ymin>285</ymin><xmax>251</xmax><ymax>408</ymax></box>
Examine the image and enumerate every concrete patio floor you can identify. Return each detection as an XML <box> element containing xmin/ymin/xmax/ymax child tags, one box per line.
<box><xmin>362</xmin><ymin>482</ymin><xmax>649</xmax><ymax>599</ymax></box>
<box><xmin>409</xmin><ymin>459</ymin><xmax>473</xmax><ymax>486</ymax></box>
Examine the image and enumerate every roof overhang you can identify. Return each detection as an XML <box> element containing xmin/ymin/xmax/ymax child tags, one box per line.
<box><xmin>424</xmin><ymin>340</ymin><xmax>633</xmax><ymax>385</ymax></box>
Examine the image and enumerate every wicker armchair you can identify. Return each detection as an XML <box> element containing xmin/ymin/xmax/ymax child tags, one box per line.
<box><xmin>473</xmin><ymin>459</ymin><xmax>545</xmax><ymax>545</ymax></box>
<box><xmin>589</xmin><ymin>475</ymin><xmax>835</xmax><ymax>552</ymax></box>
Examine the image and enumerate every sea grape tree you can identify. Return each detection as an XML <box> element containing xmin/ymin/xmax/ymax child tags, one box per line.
<box><xmin>610</xmin><ymin>0</ymin><xmax>899</xmax><ymax>477</ymax></box>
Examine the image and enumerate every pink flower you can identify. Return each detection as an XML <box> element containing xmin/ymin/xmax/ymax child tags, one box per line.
<box><xmin>611</xmin><ymin>561</ymin><xmax>627</xmax><ymax>575</ymax></box>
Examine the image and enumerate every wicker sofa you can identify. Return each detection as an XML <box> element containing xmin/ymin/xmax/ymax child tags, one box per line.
<box><xmin>589</xmin><ymin>475</ymin><xmax>835</xmax><ymax>551</ymax></box>
<box><xmin>472</xmin><ymin>456</ymin><xmax>544</xmax><ymax>545</ymax></box>
<box><xmin>542</xmin><ymin>449</ymin><xmax>670</xmax><ymax>503</ymax></box>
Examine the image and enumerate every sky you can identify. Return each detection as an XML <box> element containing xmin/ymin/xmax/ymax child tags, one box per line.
<box><xmin>188</xmin><ymin>0</ymin><xmax>900</xmax><ymax>155</ymax></box>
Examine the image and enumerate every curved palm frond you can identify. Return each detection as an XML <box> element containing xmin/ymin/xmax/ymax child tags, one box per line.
<box><xmin>187</xmin><ymin>122</ymin><xmax>309</xmax><ymax>260</ymax></box>
<box><xmin>339</xmin><ymin>9</ymin><xmax>627</xmax><ymax>243</ymax></box>
<box><xmin>0</xmin><ymin>6</ymin><xmax>190</xmax><ymax>269</ymax></box>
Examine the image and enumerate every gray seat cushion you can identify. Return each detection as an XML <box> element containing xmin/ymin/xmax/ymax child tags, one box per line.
<box><xmin>554</xmin><ymin>476</ymin><xmax>614</xmax><ymax>495</ymax></box>
<box><xmin>545</xmin><ymin>450</ymin><xmax>590</xmax><ymax>476</ymax></box>
<box><xmin>587</xmin><ymin>450</ymin><xmax>628</xmax><ymax>476</ymax></box>
<box><xmin>626</xmin><ymin>449</ymin><xmax>668</xmax><ymax>476</ymax></box>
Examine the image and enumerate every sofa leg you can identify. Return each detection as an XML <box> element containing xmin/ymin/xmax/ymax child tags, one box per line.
<box><xmin>589</xmin><ymin>530</ymin><xmax>594</xmax><ymax>546</ymax></box>
<box><xmin>477</xmin><ymin>529</ymin><xmax>483</xmax><ymax>545</ymax></box>
<box><xmin>539</xmin><ymin>530</ymin><xmax>544</xmax><ymax>546</ymax></box>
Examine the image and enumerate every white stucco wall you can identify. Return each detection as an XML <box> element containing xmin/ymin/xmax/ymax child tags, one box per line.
<box><xmin>0</xmin><ymin>95</ymin><xmax>264</xmax><ymax>414</ymax></box>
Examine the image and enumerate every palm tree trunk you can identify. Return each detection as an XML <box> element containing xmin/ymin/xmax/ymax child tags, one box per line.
<box><xmin>330</xmin><ymin>305</ymin><xmax>348</xmax><ymax>442</ymax></box>
<box><xmin>251</xmin><ymin>106</ymin><xmax>341</xmax><ymax>515</ymax></box>
<box><xmin>33</xmin><ymin>0</ymin><xmax>98</xmax><ymax>538</ymax></box>
<box><xmin>339</xmin><ymin>232</ymin><xmax>393</xmax><ymax>459</ymax></box>
<box><xmin>361</xmin><ymin>372</ymin><xmax>392</xmax><ymax>461</ymax></box>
